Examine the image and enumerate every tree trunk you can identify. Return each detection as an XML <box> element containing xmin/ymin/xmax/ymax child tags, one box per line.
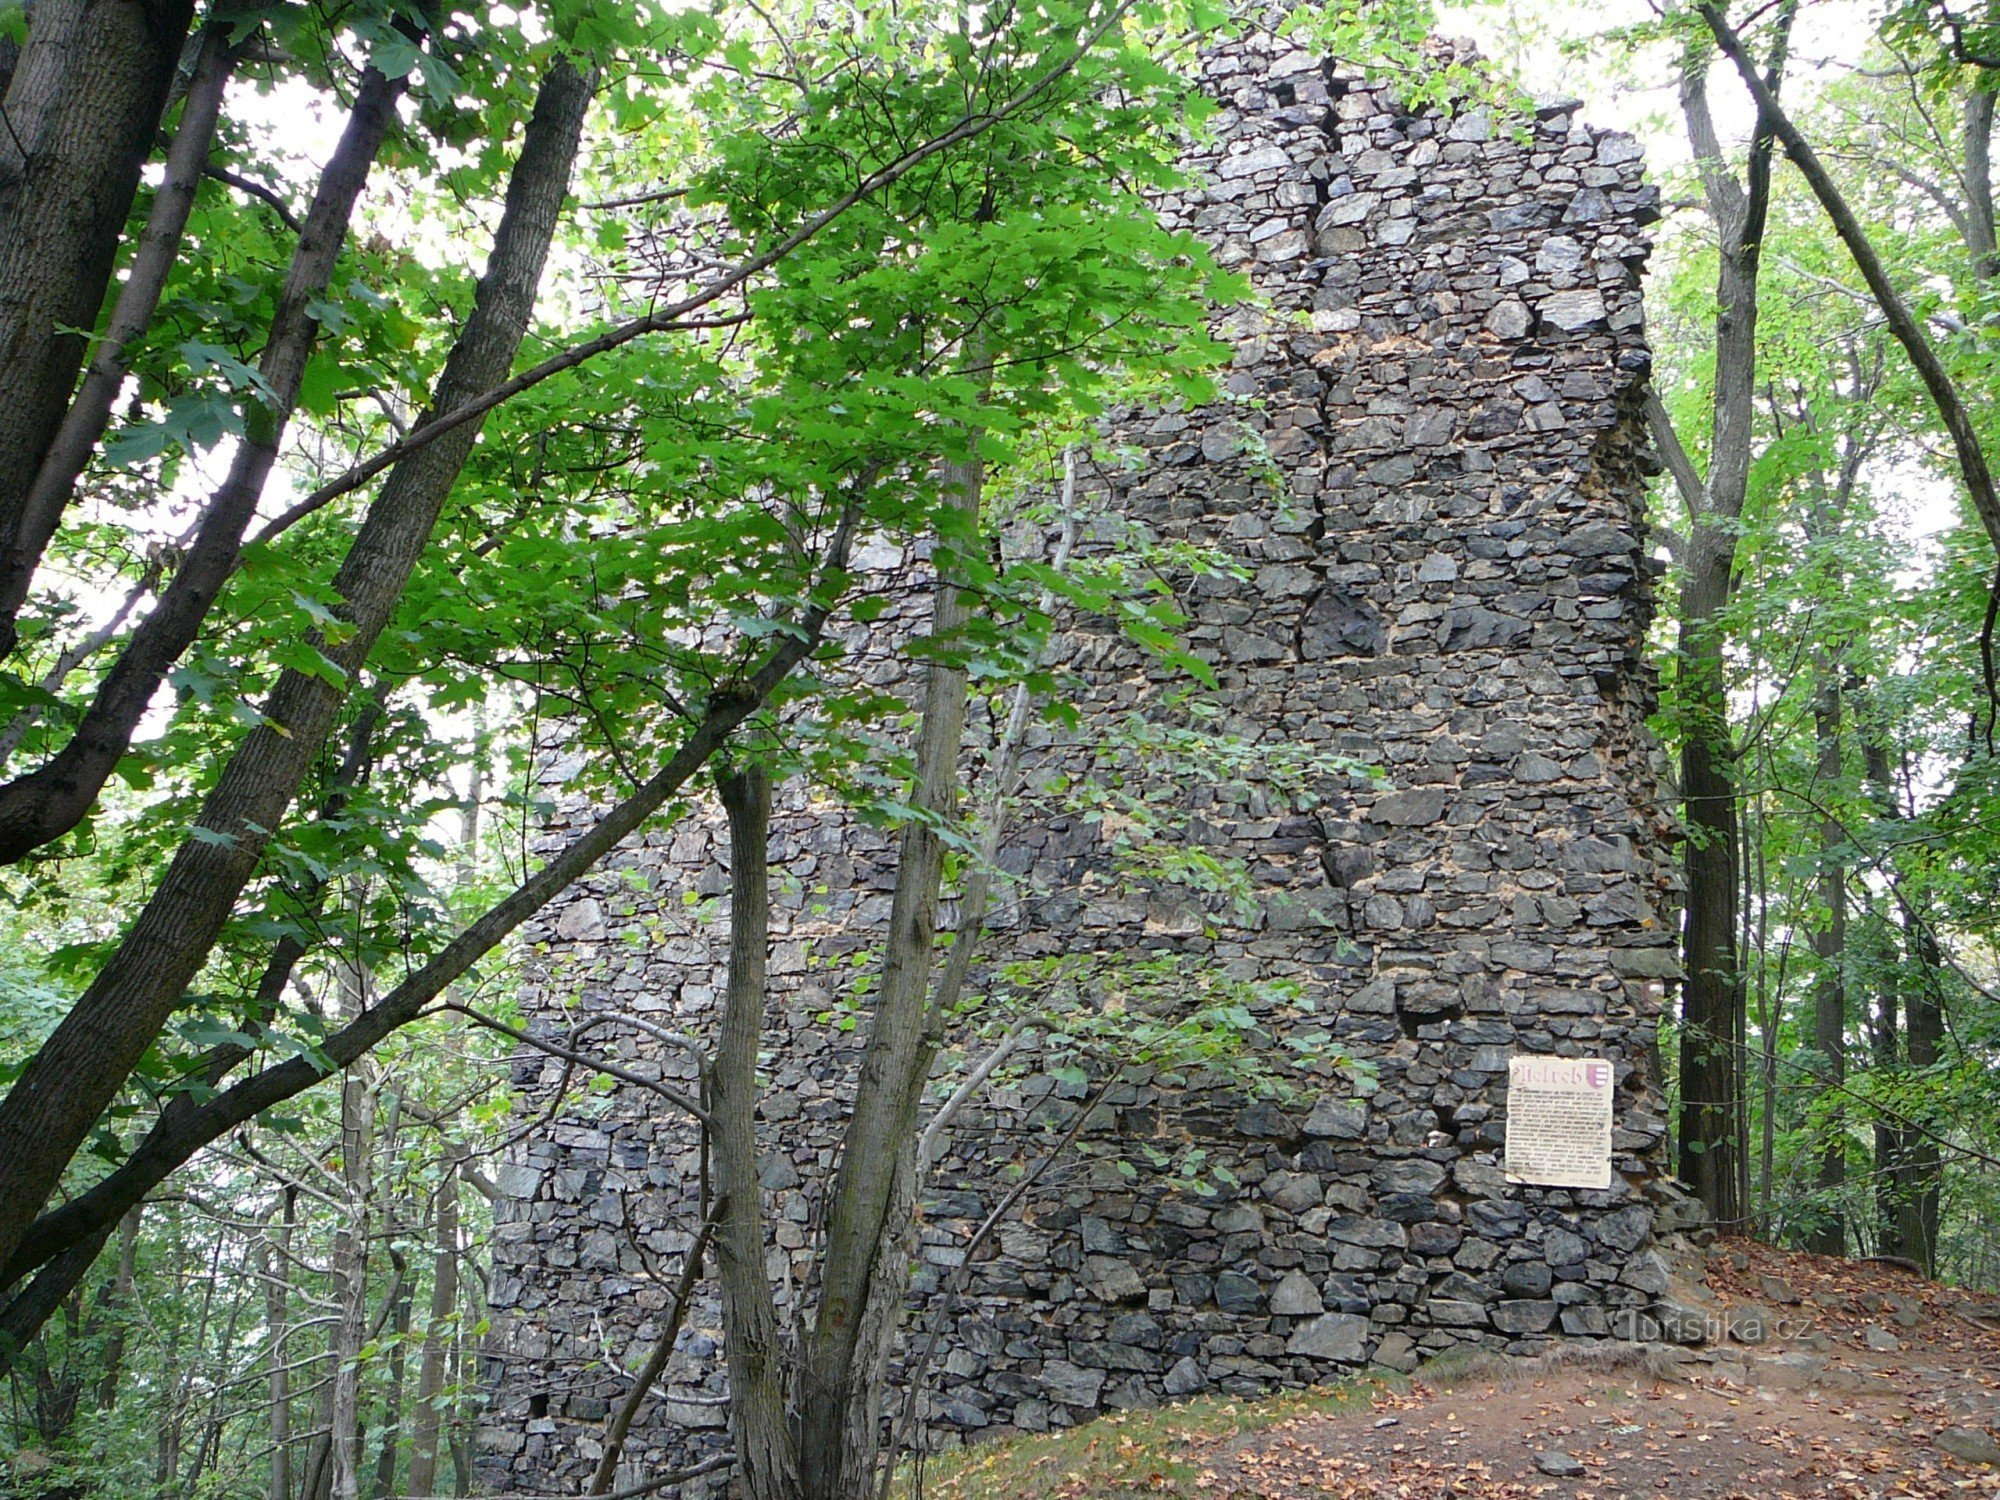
<box><xmin>1806</xmin><ymin>674</ymin><xmax>1846</xmax><ymax>1255</ymax></box>
<box><xmin>188</xmin><ymin>1249</ymin><xmax>250</xmax><ymax>1489</ymax></box>
<box><xmin>1868</xmin><ymin>915</ymin><xmax>1904</xmax><ymax>1258</ymax></box>
<box><xmin>0</xmin><ymin>0</ymin><xmax>197</xmax><ymax>600</ymax></box>
<box><xmin>711</xmin><ymin>763</ymin><xmax>799</xmax><ymax>1500</ymax></box>
<box><xmin>0</xmin><ymin>56</ymin><xmax>591</xmax><ymax>1286</ymax></box>
<box><xmin>370</xmin><ymin>1253</ymin><xmax>413</xmax><ymax>1499</ymax></box>
<box><xmin>1661</xmin><ymin>14</ymin><xmax>1795</xmax><ymax>1230</ymax></box>
<box><xmin>329</xmin><ymin>1047</ymin><xmax>377</xmax><ymax>1500</ymax></box>
<box><xmin>89</xmin><ymin>1206</ymin><xmax>140</xmax><ymax>1411</ymax></box>
<box><xmin>404</xmin><ymin>1156</ymin><xmax>458</xmax><ymax>1499</ymax></box>
<box><xmin>798</xmin><ymin>429</ymin><xmax>985</xmax><ymax>1500</ymax></box>
<box><xmin>1966</xmin><ymin>87</ymin><xmax>1997</xmax><ymax>278</ymax></box>
<box><xmin>447</xmin><ymin>1329</ymin><xmax>474</xmax><ymax>1499</ymax></box>
<box><xmin>269</xmin><ymin>1189</ymin><xmax>297</xmax><ymax>1500</ymax></box>
<box><xmin>1749</xmin><ymin>796</ymin><xmax>1779</xmax><ymax>1238</ymax></box>
<box><xmin>1676</xmin><ymin>560</ymin><xmax>1744</xmax><ymax>1230</ymax></box>
<box><xmin>0</xmin><ymin>20</ymin><xmax>236</xmax><ymax>646</ymax></box>
<box><xmin>1898</xmin><ymin>914</ymin><xmax>1944</xmax><ymax>1274</ymax></box>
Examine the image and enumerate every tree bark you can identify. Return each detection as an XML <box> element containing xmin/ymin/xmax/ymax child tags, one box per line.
<box><xmin>0</xmin><ymin>0</ymin><xmax>197</xmax><ymax>593</ymax></box>
<box><xmin>91</xmin><ymin>1206</ymin><xmax>141</xmax><ymax>1412</ymax></box>
<box><xmin>0</xmin><ymin>55</ymin><xmax>408</xmax><ymax>862</ymax></box>
<box><xmin>1677</xmin><ymin>631</ymin><xmax>1744</xmax><ymax>1229</ymax></box>
<box><xmin>710</xmin><ymin>762</ymin><xmax>799</xmax><ymax>1500</ymax></box>
<box><xmin>1897</xmin><ymin>912</ymin><xmax>1944</xmax><ymax>1272</ymax></box>
<box><xmin>799</xmin><ymin>429</ymin><xmax>984</xmax><ymax>1500</ymax></box>
<box><xmin>0</xmin><ymin>56</ymin><xmax>589</xmax><ymax>1286</ymax></box>
<box><xmin>1806</xmin><ymin>673</ymin><xmax>1847</xmax><ymax>1255</ymax></box>
<box><xmin>1966</xmin><ymin>87</ymin><xmax>1997</xmax><ymax>277</ymax></box>
<box><xmin>1868</xmin><ymin>905</ymin><xmax>1905</xmax><ymax>1258</ymax></box>
<box><xmin>0</xmin><ymin>19</ymin><xmax>235</xmax><ymax>650</ymax></box>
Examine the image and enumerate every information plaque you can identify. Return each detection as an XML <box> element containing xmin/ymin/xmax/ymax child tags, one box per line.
<box><xmin>1504</xmin><ymin>1055</ymin><xmax>1615</xmax><ymax>1190</ymax></box>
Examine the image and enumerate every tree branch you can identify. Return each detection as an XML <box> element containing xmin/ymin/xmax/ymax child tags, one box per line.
<box><xmin>203</xmin><ymin>162</ymin><xmax>303</xmax><ymax>234</ymax></box>
<box><xmin>1701</xmin><ymin>2</ymin><xmax>2000</xmax><ymax>558</ymax></box>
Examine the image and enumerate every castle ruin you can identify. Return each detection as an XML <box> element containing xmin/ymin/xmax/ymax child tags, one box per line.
<box><xmin>480</xmin><ymin>29</ymin><xmax>1685</xmax><ymax>1494</ymax></box>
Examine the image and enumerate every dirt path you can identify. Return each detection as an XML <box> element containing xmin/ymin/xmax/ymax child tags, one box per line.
<box><xmin>1192</xmin><ymin>1243</ymin><xmax>2000</xmax><ymax>1499</ymax></box>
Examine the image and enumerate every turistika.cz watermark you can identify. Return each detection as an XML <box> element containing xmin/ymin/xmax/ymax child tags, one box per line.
<box><xmin>1610</xmin><ymin>1307</ymin><xmax>1816</xmax><ymax>1344</ymax></box>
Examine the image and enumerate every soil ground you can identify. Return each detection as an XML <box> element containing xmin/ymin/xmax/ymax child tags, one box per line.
<box><xmin>925</xmin><ymin>1240</ymin><xmax>2000</xmax><ymax>1500</ymax></box>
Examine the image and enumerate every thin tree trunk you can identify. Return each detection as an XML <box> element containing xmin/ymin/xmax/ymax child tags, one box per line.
<box><xmin>448</xmin><ymin>1289</ymin><xmax>476</xmax><ymax>1499</ymax></box>
<box><xmin>0</xmin><ymin>21</ymin><xmax>236</xmax><ymax>644</ymax></box>
<box><xmin>1678</xmin><ymin>586</ymin><xmax>1745</xmax><ymax>1229</ymax></box>
<box><xmin>1899</xmin><ymin>914</ymin><xmax>1944</xmax><ymax>1273</ymax></box>
<box><xmin>799</xmin><ymin>411</ymin><xmax>986</xmax><ymax>1500</ymax></box>
<box><xmin>1807</xmin><ymin>673</ymin><xmax>1847</xmax><ymax>1255</ymax></box>
<box><xmin>0</xmin><ymin>55</ymin><xmax>589</xmax><ymax>1285</ymax></box>
<box><xmin>329</xmin><ymin>1019</ymin><xmax>377</xmax><ymax>1500</ymax></box>
<box><xmin>1868</xmin><ymin>908</ymin><xmax>1903</xmax><ymax>1259</ymax></box>
<box><xmin>0</xmin><ymin>0</ymin><xmax>198</xmax><ymax>592</ymax></box>
<box><xmin>91</xmin><ymin>1206</ymin><xmax>141</xmax><ymax>1411</ymax></box>
<box><xmin>188</xmin><ymin>1247</ymin><xmax>251</xmax><ymax>1488</ymax></box>
<box><xmin>270</xmin><ymin>1188</ymin><xmax>297</xmax><ymax>1500</ymax></box>
<box><xmin>301</xmin><ymin>1416</ymin><xmax>334</xmax><ymax>1500</ymax></box>
<box><xmin>452</xmin><ymin>697</ymin><xmax>488</xmax><ymax>893</ymax></box>
<box><xmin>404</xmin><ymin>1156</ymin><xmax>458</xmax><ymax>1499</ymax></box>
<box><xmin>1751</xmin><ymin>796</ymin><xmax>1779</xmax><ymax>1238</ymax></box>
<box><xmin>158</xmin><ymin>1221</ymin><xmax>223</xmax><ymax>1488</ymax></box>
<box><xmin>370</xmin><ymin>1252</ymin><xmax>413</xmax><ymax>1499</ymax></box>
<box><xmin>1966</xmin><ymin>87</ymin><xmax>1997</xmax><ymax>278</ymax></box>
<box><xmin>709</xmin><ymin>762</ymin><xmax>798</xmax><ymax>1500</ymax></box>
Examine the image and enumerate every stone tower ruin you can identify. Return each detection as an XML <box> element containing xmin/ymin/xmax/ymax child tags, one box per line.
<box><xmin>480</xmin><ymin>29</ymin><xmax>1682</xmax><ymax>1494</ymax></box>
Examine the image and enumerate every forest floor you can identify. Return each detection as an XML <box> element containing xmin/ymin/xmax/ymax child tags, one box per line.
<box><xmin>923</xmin><ymin>1240</ymin><xmax>2000</xmax><ymax>1500</ymax></box>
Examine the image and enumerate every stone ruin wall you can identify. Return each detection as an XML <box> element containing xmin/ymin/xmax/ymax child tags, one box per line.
<box><xmin>480</xmin><ymin>32</ymin><xmax>1686</xmax><ymax>1494</ymax></box>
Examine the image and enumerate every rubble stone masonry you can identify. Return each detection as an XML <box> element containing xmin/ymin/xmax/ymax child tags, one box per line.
<box><xmin>481</xmin><ymin>29</ymin><xmax>1685</xmax><ymax>1494</ymax></box>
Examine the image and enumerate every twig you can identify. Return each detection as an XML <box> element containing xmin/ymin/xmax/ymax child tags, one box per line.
<box><xmin>588</xmin><ymin>1199</ymin><xmax>723</xmax><ymax>1495</ymax></box>
<box><xmin>441</xmin><ymin>1002</ymin><xmax>711</xmax><ymax>1125</ymax></box>
<box><xmin>204</xmin><ymin>163</ymin><xmax>304</xmax><ymax>233</ymax></box>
